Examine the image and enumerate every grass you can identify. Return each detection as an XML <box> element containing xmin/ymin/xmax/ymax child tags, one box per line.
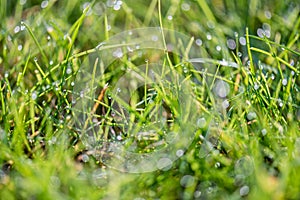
<box><xmin>0</xmin><ymin>0</ymin><xmax>300</xmax><ymax>199</ymax></box>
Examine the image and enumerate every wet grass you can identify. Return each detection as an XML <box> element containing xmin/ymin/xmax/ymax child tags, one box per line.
<box><xmin>0</xmin><ymin>0</ymin><xmax>300</xmax><ymax>199</ymax></box>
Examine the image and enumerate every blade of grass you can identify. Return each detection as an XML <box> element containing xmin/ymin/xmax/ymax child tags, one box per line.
<box><xmin>22</xmin><ymin>22</ymin><xmax>49</xmax><ymax>64</ymax></box>
<box><xmin>250</xmin><ymin>47</ymin><xmax>298</xmax><ymax>72</ymax></box>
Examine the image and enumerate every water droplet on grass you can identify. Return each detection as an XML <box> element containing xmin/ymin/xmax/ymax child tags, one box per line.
<box><xmin>82</xmin><ymin>154</ymin><xmax>89</xmax><ymax>162</ymax></box>
<box><xmin>194</xmin><ymin>190</ymin><xmax>201</xmax><ymax>198</ymax></box>
<box><xmin>195</xmin><ymin>39</ymin><xmax>202</xmax><ymax>46</ymax></box>
<box><xmin>240</xmin><ymin>185</ymin><xmax>250</xmax><ymax>196</ymax></box>
<box><xmin>282</xmin><ymin>79</ymin><xmax>287</xmax><ymax>86</ymax></box>
<box><xmin>41</xmin><ymin>0</ymin><xmax>49</xmax><ymax>9</ymax></box>
<box><xmin>291</xmin><ymin>71</ymin><xmax>295</xmax><ymax>76</ymax></box>
<box><xmin>237</xmin><ymin>52</ymin><xmax>242</xmax><ymax>57</ymax></box>
<box><xmin>14</xmin><ymin>26</ymin><xmax>20</xmax><ymax>33</ymax></box>
<box><xmin>207</xmin><ymin>21</ymin><xmax>215</xmax><ymax>29</ymax></box>
<box><xmin>31</xmin><ymin>91</ymin><xmax>37</xmax><ymax>100</ymax></box>
<box><xmin>181</xmin><ymin>3</ymin><xmax>190</xmax><ymax>11</ymax></box>
<box><xmin>216</xmin><ymin>45</ymin><xmax>221</xmax><ymax>51</ymax></box>
<box><xmin>66</xmin><ymin>67</ymin><xmax>72</xmax><ymax>74</ymax></box>
<box><xmin>176</xmin><ymin>149</ymin><xmax>184</xmax><ymax>157</ymax></box>
<box><xmin>261</xmin><ymin>129</ymin><xmax>267</xmax><ymax>136</ymax></box>
<box><xmin>151</xmin><ymin>35</ymin><xmax>158</xmax><ymax>41</ymax></box>
<box><xmin>197</xmin><ymin>118</ymin><xmax>206</xmax><ymax>128</ymax></box>
<box><xmin>264</xmin><ymin>10</ymin><xmax>272</xmax><ymax>19</ymax></box>
<box><xmin>239</xmin><ymin>37</ymin><xmax>246</xmax><ymax>46</ymax></box>
<box><xmin>180</xmin><ymin>175</ymin><xmax>195</xmax><ymax>187</ymax></box>
<box><xmin>254</xmin><ymin>83</ymin><xmax>259</xmax><ymax>90</ymax></box>
<box><xmin>106</xmin><ymin>25</ymin><xmax>111</xmax><ymax>31</ymax></box>
<box><xmin>113</xmin><ymin>4</ymin><xmax>121</xmax><ymax>10</ymax></box>
<box><xmin>279</xmin><ymin>101</ymin><xmax>283</xmax><ymax>107</ymax></box>
<box><xmin>17</xmin><ymin>45</ymin><xmax>23</xmax><ymax>51</ymax></box>
<box><xmin>257</xmin><ymin>28</ymin><xmax>265</xmax><ymax>38</ymax></box>
<box><xmin>227</xmin><ymin>39</ymin><xmax>236</xmax><ymax>50</ymax></box>
<box><xmin>215</xmin><ymin>162</ymin><xmax>221</xmax><ymax>168</ymax></box>
<box><xmin>183</xmin><ymin>67</ymin><xmax>188</xmax><ymax>73</ymax></box>
<box><xmin>112</xmin><ymin>48</ymin><xmax>123</xmax><ymax>58</ymax></box>
<box><xmin>167</xmin><ymin>15</ymin><xmax>173</xmax><ymax>20</ymax></box>
<box><xmin>206</xmin><ymin>33</ymin><xmax>212</xmax><ymax>40</ymax></box>
<box><xmin>157</xmin><ymin>157</ymin><xmax>172</xmax><ymax>170</ymax></box>
<box><xmin>222</xmin><ymin>99</ymin><xmax>229</xmax><ymax>109</ymax></box>
<box><xmin>214</xmin><ymin>80</ymin><xmax>230</xmax><ymax>98</ymax></box>
<box><xmin>20</xmin><ymin>0</ymin><xmax>27</xmax><ymax>5</ymax></box>
<box><xmin>271</xmin><ymin>74</ymin><xmax>275</xmax><ymax>80</ymax></box>
<box><xmin>247</xmin><ymin>112</ymin><xmax>257</xmax><ymax>120</ymax></box>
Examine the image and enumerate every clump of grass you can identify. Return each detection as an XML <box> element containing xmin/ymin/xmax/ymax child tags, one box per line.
<box><xmin>0</xmin><ymin>0</ymin><xmax>299</xmax><ymax>199</ymax></box>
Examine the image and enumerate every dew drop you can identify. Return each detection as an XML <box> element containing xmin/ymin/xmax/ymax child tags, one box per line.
<box><xmin>264</xmin><ymin>30</ymin><xmax>271</xmax><ymax>38</ymax></box>
<box><xmin>262</xmin><ymin>23</ymin><xmax>271</xmax><ymax>31</ymax></box>
<box><xmin>41</xmin><ymin>0</ymin><xmax>49</xmax><ymax>9</ymax></box>
<box><xmin>271</xmin><ymin>74</ymin><xmax>275</xmax><ymax>80</ymax></box>
<box><xmin>215</xmin><ymin>162</ymin><xmax>220</xmax><ymax>168</ymax></box>
<box><xmin>180</xmin><ymin>175</ymin><xmax>195</xmax><ymax>187</ymax></box>
<box><xmin>17</xmin><ymin>45</ymin><xmax>23</xmax><ymax>51</ymax></box>
<box><xmin>82</xmin><ymin>154</ymin><xmax>89</xmax><ymax>162</ymax></box>
<box><xmin>20</xmin><ymin>0</ymin><xmax>27</xmax><ymax>5</ymax></box>
<box><xmin>195</xmin><ymin>39</ymin><xmax>202</xmax><ymax>46</ymax></box>
<box><xmin>106</xmin><ymin>25</ymin><xmax>111</xmax><ymax>31</ymax></box>
<box><xmin>66</xmin><ymin>67</ymin><xmax>72</xmax><ymax>75</ymax></box>
<box><xmin>117</xmin><ymin>88</ymin><xmax>121</xmax><ymax>93</ymax></box>
<box><xmin>240</xmin><ymin>185</ymin><xmax>250</xmax><ymax>196</ymax></box>
<box><xmin>254</xmin><ymin>83</ymin><xmax>259</xmax><ymax>90</ymax></box>
<box><xmin>227</xmin><ymin>39</ymin><xmax>236</xmax><ymax>50</ymax></box>
<box><xmin>14</xmin><ymin>26</ymin><xmax>20</xmax><ymax>33</ymax></box>
<box><xmin>291</xmin><ymin>71</ymin><xmax>295</xmax><ymax>76</ymax></box>
<box><xmin>237</xmin><ymin>52</ymin><xmax>242</xmax><ymax>57</ymax></box>
<box><xmin>112</xmin><ymin>48</ymin><xmax>123</xmax><ymax>58</ymax></box>
<box><xmin>247</xmin><ymin>112</ymin><xmax>257</xmax><ymax>120</ymax></box>
<box><xmin>197</xmin><ymin>118</ymin><xmax>206</xmax><ymax>128</ymax></box>
<box><xmin>194</xmin><ymin>190</ymin><xmax>201</xmax><ymax>198</ymax></box>
<box><xmin>282</xmin><ymin>78</ymin><xmax>287</xmax><ymax>86</ymax></box>
<box><xmin>181</xmin><ymin>3</ymin><xmax>190</xmax><ymax>11</ymax></box>
<box><xmin>239</xmin><ymin>37</ymin><xmax>246</xmax><ymax>46</ymax></box>
<box><xmin>216</xmin><ymin>45</ymin><xmax>221</xmax><ymax>51</ymax></box>
<box><xmin>167</xmin><ymin>15</ymin><xmax>173</xmax><ymax>20</ymax></box>
<box><xmin>264</xmin><ymin>10</ymin><xmax>272</xmax><ymax>19</ymax></box>
<box><xmin>117</xmin><ymin>135</ymin><xmax>122</xmax><ymax>140</ymax></box>
<box><xmin>207</xmin><ymin>21</ymin><xmax>215</xmax><ymax>29</ymax></box>
<box><xmin>257</xmin><ymin>28</ymin><xmax>265</xmax><ymax>38</ymax></box>
<box><xmin>214</xmin><ymin>80</ymin><xmax>230</xmax><ymax>98</ymax></box>
<box><xmin>183</xmin><ymin>67</ymin><xmax>188</xmax><ymax>73</ymax></box>
<box><xmin>206</xmin><ymin>33</ymin><xmax>212</xmax><ymax>40</ymax></box>
<box><xmin>234</xmin><ymin>32</ymin><xmax>239</xmax><ymax>38</ymax></box>
<box><xmin>222</xmin><ymin>99</ymin><xmax>230</xmax><ymax>109</ymax></box>
<box><xmin>151</xmin><ymin>35</ymin><xmax>158</xmax><ymax>41</ymax></box>
<box><xmin>113</xmin><ymin>4</ymin><xmax>121</xmax><ymax>10</ymax></box>
<box><xmin>31</xmin><ymin>92</ymin><xmax>37</xmax><ymax>100</ymax></box>
<box><xmin>157</xmin><ymin>157</ymin><xmax>172</xmax><ymax>170</ymax></box>
<box><xmin>176</xmin><ymin>149</ymin><xmax>184</xmax><ymax>157</ymax></box>
<box><xmin>261</xmin><ymin>129</ymin><xmax>267</xmax><ymax>136</ymax></box>
<box><xmin>290</xmin><ymin>59</ymin><xmax>295</xmax><ymax>66</ymax></box>
<box><xmin>20</xmin><ymin>25</ymin><xmax>25</xmax><ymax>31</ymax></box>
